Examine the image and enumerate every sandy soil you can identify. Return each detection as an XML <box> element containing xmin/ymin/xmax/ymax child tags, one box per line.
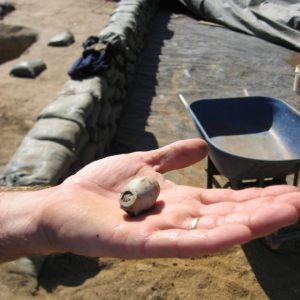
<box><xmin>0</xmin><ymin>0</ymin><xmax>115</xmax><ymax>173</ymax></box>
<box><xmin>1</xmin><ymin>1</ymin><xmax>300</xmax><ymax>300</ymax></box>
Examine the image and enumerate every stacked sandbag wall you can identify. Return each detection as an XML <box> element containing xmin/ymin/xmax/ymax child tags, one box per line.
<box><xmin>0</xmin><ymin>0</ymin><xmax>159</xmax><ymax>186</ymax></box>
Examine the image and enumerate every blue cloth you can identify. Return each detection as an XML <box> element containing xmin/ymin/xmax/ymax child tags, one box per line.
<box><xmin>68</xmin><ymin>36</ymin><xmax>109</xmax><ymax>80</ymax></box>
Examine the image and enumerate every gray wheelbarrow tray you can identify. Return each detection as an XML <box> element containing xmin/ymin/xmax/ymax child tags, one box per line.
<box><xmin>188</xmin><ymin>96</ymin><xmax>300</xmax><ymax>180</ymax></box>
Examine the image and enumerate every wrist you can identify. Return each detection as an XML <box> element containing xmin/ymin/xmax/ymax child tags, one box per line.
<box><xmin>0</xmin><ymin>186</ymin><xmax>58</xmax><ymax>262</ymax></box>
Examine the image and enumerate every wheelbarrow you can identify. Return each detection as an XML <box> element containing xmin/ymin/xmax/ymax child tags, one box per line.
<box><xmin>180</xmin><ymin>95</ymin><xmax>300</xmax><ymax>248</ymax></box>
<box><xmin>182</xmin><ymin>95</ymin><xmax>300</xmax><ymax>189</ymax></box>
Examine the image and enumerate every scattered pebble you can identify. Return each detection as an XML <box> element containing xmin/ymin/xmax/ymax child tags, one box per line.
<box><xmin>0</xmin><ymin>1</ymin><xmax>15</xmax><ymax>18</ymax></box>
<box><xmin>10</xmin><ymin>59</ymin><xmax>47</xmax><ymax>78</ymax></box>
<box><xmin>48</xmin><ymin>31</ymin><xmax>75</xmax><ymax>47</ymax></box>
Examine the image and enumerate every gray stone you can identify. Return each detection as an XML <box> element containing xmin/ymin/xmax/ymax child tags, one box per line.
<box><xmin>6</xmin><ymin>256</ymin><xmax>46</xmax><ymax>277</ymax></box>
<box><xmin>48</xmin><ymin>31</ymin><xmax>75</xmax><ymax>47</ymax></box>
<box><xmin>10</xmin><ymin>58</ymin><xmax>46</xmax><ymax>78</ymax></box>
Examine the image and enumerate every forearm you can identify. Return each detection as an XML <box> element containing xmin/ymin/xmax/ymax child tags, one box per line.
<box><xmin>0</xmin><ymin>187</ymin><xmax>54</xmax><ymax>262</ymax></box>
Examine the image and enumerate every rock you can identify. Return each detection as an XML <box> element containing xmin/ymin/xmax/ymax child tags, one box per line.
<box><xmin>10</xmin><ymin>59</ymin><xmax>47</xmax><ymax>78</ymax></box>
<box><xmin>0</xmin><ymin>1</ymin><xmax>15</xmax><ymax>18</ymax></box>
<box><xmin>48</xmin><ymin>31</ymin><xmax>75</xmax><ymax>47</ymax></box>
<box><xmin>0</xmin><ymin>24</ymin><xmax>37</xmax><ymax>64</ymax></box>
<box><xmin>6</xmin><ymin>256</ymin><xmax>46</xmax><ymax>277</ymax></box>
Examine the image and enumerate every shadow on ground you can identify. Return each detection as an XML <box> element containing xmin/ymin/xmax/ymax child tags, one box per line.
<box><xmin>38</xmin><ymin>254</ymin><xmax>111</xmax><ymax>292</ymax></box>
<box><xmin>0</xmin><ymin>24</ymin><xmax>37</xmax><ymax>64</ymax></box>
<box><xmin>111</xmin><ymin>3</ymin><xmax>180</xmax><ymax>154</ymax></box>
<box><xmin>243</xmin><ymin>239</ymin><xmax>300</xmax><ymax>300</ymax></box>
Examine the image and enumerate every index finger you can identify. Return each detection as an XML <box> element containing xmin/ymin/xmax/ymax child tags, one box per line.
<box><xmin>145</xmin><ymin>139</ymin><xmax>208</xmax><ymax>174</ymax></box>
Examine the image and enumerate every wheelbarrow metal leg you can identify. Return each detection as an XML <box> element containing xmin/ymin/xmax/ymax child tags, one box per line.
<box><xmin>293</xmin><ymin>165</ymin><xmax>300</xmax><ymax>186</ymax></box>
<box><xmin>207</xmin><ymin>157</ymin><xmax>219</xmax><ymax>188</ymax></box>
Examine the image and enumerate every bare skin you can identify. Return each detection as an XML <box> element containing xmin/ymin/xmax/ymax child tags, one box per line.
<box><xmin>0</xmin><ymin>138</ymin><xmax>300</xmax><ymax>262</ymax></box>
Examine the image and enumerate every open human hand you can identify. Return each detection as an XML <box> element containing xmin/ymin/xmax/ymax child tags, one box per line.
<box><xmin>35</xmin><ymin>138</ymin><xmax>300</xmax><ymax>259</ymax></box>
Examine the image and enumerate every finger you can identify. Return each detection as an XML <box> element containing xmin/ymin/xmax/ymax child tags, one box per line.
<box><xmin>197</xmin><ymin>203</ymin><xmax>298</xmax><ymax>237</ymax></box>
<box><xmin>142</xmin><ymin>224</ymin><xmax>251</xmax><ymax>258</ymax></box>
<box><xmin>199</xmin><ymin>185</ymin><xmax>298</xmax><ymax>204</ymax></box>
<box><xmin>274</xmin><ymin>191</ymin><xmax>300</xmax><ymax>213</ymax></box>
<box><xmin>145</xmin><ymin>139</ymin><xmax>208</xmax><ymax>174</ymax></box>
<box><xmin>144</xmin><ymin>204</ymin><xmax>298</xmax><ymax>258</ymax></box>
<box><xmin>199</xmin><ymin>196</ymin><xmax>273</xmax><ymax>216</ymax></box>
<box><xmin>231</xmin><ymin>203</ymin><xmax>298</xmax><ymax>238</ymax></box>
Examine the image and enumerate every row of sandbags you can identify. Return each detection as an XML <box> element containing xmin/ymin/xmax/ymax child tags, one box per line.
<box><xmin>0</xmin><ymin>0</ymin><xmax>159</xmax><ymax>186</ymax></box>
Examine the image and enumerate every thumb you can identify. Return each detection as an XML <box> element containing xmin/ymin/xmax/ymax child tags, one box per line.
<box><xmin>146</xmin><ymin>139</ymin><xmax>208</xmax><ymax>174</ymax></box>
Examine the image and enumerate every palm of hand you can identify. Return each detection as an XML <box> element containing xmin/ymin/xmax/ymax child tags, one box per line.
<box><xmin>43</xmin><ymin>139</ymin><xmax>300</xmax><ymax>258</ymax></box>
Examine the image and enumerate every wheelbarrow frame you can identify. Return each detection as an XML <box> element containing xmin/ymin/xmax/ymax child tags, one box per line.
<box><xmin>187</xmin><ymin>96</ymin><xmax>300</xmax><ymax>184</ymax></box>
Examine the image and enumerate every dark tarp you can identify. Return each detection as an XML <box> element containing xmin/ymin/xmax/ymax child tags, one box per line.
<box><xmin>179</xmin><ymin>0</ymin><xmax>300</xmax><ymax>51</ymax></box>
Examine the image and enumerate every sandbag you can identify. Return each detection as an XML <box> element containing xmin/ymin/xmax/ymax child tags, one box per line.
<box><xmin>37</xmin><ymin>93</ymin><xmax>95</xmax><ymax>128</ymax></box>
<box><xmin>28</xmin><ymin>118</ymin><xmax>88</xmax><ymax>153</ymax></box>
<box><xmin>0</xmin><ymin>137</ymin><xmax>76</xmax><ymax>186</ymax></box>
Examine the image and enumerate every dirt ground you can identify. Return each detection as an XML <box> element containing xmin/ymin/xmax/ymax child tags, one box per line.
<box><xmin>0</xmin><ymin>0</ymin><xmax>115</xmax><ymax>173</ymax></box>
<box><xmin>1</xmin><ymin>1</ymin><xmax>300</xmax><ymax>299</ymax></box>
